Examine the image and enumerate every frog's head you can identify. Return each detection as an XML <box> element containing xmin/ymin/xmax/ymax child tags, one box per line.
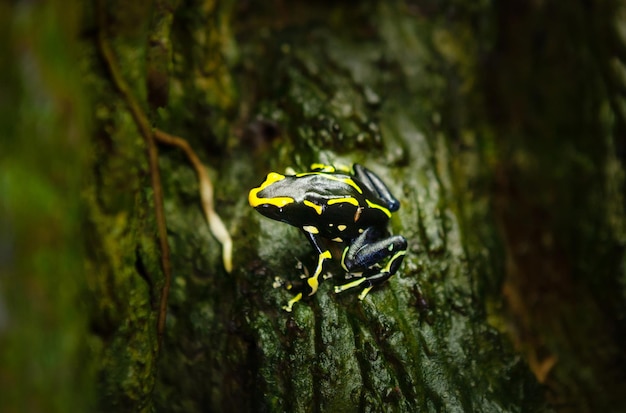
<box><xmin>249</xmin><ymin>172</ymin><xmax>296</xmax><ymax>220</ymax></box>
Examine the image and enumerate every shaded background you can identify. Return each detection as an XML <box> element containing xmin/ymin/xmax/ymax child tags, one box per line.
<box><xmin>1</xmin><ymin>0</ymin><xmax>625</xmax><ymax>412</ymax></box>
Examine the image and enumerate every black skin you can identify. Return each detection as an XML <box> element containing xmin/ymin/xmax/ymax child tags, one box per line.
<box><xmin>250</xmin><ymin>164</ymin><xmax>408</xmax><ymax>311</ymax></box>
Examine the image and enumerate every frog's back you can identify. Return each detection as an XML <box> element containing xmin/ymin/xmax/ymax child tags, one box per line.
<box><xmin>250</xmin><ymin>169</ymin><xmax>393</xmax><ymax>241</ymax></box>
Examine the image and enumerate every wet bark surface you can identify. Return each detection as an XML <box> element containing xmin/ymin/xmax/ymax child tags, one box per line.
<box><xmin>2</xmin><ymin>1</ymin><xmax>625</xmax><ymax>412</ymax></box>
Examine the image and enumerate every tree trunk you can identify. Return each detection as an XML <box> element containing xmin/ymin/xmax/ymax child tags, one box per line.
<box><xmin>2</xmin><ymin>1</ymin><xmax>624</xmax><ymax>412</ymax></box>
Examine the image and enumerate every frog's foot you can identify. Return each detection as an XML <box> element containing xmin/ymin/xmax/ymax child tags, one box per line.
<box><xmin>295</xmin><ymin>258</ymin><xmax>310</xmax><ymax>279</ymax></box>
<box><xmin>273</xmin><ymin>276</ymin><xmax>295</xmax><ymax>291</ymax></box>
<box><xmin>343</xmin><ymin>271</ymin><xmax>363</xmax><ymax>280</ymax></box>
<box><xmin>273</xmin><ymin>276</ymin><xmax>284</xmax><ymax>289</ymax></box>
<box><xmin>333</xmin><ymin>273</ymin><xmax>374</xmax><ymax>300</ymax></box>
<box><xmin>358</xmin><ymin>286</ymin><xmax>374</xmax><ymax>300</ymax></box>
<box><xmin>282</xmin><ymin>292</ymin><xmax>303</xmax><ymax>312</ymax></box>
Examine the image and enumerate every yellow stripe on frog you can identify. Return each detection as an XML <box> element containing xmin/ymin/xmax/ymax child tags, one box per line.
<box><xmin>307</xmin><ymin>250</ymin><xmax>332</xmax><ymax>296</ymax></box>
<box><xmin>327</xmin><ymin>197</ymin><xmax>360</xmax><ymax>207</ymax></box>
<box><xmin>248</xmin><ymin>172</ymin><xmax>294</xmax><ymax>208</ymax></box>
<box><xmin>303</xmin><ymin>200</ymin><xmax>323</xmax><ymax>215</ymax></box>
<box><xmin>366</xmin><ymin>199</ymin><xmax>391</xmax><ymax>217</ymax></box>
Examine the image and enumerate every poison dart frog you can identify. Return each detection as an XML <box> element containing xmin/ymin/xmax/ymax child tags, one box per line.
<box><xmin>249</xmin><ymin>163</ymin><xmax>407</xmax><ymax>312</ymax></box>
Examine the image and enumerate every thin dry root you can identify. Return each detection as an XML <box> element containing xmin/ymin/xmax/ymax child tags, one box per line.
<box><xmin>154</xmin><ymin>129</ymin><xmax>233</xmax><ymax>272</ymax></box>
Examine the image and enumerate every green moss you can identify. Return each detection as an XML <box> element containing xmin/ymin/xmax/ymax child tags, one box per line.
<box><xmin>0</xmin><ymin>1</ymin><xmax>94</xmax><ymax>412</ymax></box>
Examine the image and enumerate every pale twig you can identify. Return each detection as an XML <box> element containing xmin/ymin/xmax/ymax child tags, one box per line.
<box><xmin>154</xmin><ymin>129</ymin><xmax>233</xmax><ymax>272</ymax></box>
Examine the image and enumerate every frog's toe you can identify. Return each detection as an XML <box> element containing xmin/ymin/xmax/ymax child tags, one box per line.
<box><xmin>283</xmin><ymin>292</ymin><xmax>303</xmax><ymax>312</ymax></box>
<box><xmin>357</xmin><ymin>286</ymin><xmax>374</xmax><ymax>300</ymax></box>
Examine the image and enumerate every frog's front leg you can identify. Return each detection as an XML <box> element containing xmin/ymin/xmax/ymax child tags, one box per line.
<box><xmin>336</xmin><ymin>227</ymin><xmax>407</xmax><ymax>300</ymax></box>
<box><xmin>282</xmin><ymin>229</ymin><xmax>332</xmax><ymax>312</ymax></box>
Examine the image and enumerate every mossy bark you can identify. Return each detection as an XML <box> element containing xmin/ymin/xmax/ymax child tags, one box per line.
<box><xmin>2</xmin><ymin>1</ymin><xmax>625</xmax><ymax>412</ymax></box>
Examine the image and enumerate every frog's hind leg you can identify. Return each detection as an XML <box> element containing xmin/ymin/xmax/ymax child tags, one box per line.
<box><xmin>336</xmin><ymin>227</ymin><xmax>407</xmax><ymax>298</ymax></box>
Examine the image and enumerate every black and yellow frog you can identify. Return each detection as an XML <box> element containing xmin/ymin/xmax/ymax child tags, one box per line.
<box><xmin>249</xmin><ymin>164</ymin><xmax>407</xmax><ymax>311</ymax></box>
